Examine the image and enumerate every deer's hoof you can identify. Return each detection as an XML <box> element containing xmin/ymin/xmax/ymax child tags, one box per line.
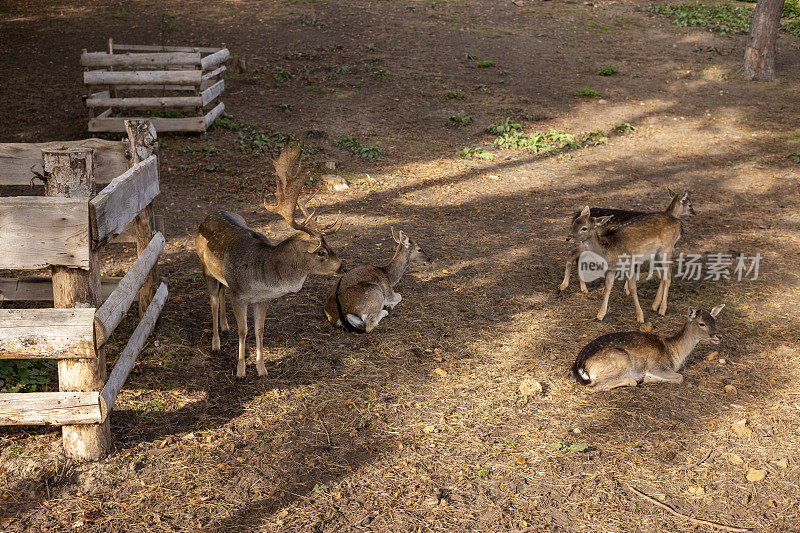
<box><xmin>221</xmin><ymin>328</ymin><xmax>230</xmax><ymax>335</ymax></box>
<box><xmin>236</xmin><ymin>375</ymin><xmax>246</xmax><ymax>382</ymax></box>
<box><xmin>212</xmin><ymin>349</ymin><xmax>220</xmax><ymax>356</ymax></box>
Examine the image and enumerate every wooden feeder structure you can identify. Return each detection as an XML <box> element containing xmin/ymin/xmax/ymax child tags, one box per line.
<box><xmin>0</xmin><ymin>121</ymin><xmax>167</xmax><ymax>460</ymax></box>
<box><xmin>81</xmin><ymin>39</ymin><xmax>229</xmax><ymax>133</ymax></box>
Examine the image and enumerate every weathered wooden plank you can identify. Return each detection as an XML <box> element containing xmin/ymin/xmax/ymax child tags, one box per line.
<box><xmin>90</xmin><ymin>155</ymin><xmax>159</xmax><ymax>244</ymax></box>
<box><xmin>94</xmin><ymin>232</ymin><xmax>164</xmax><ymax>345</ymax></box>
<box><xmin>0</xmin><ymin>197</ymin><xmax>90</xmax><ymax>270</ymax></box>
<box><xmin>112</xmin><ymin>44</ymin><xmax>220</xmax><ymax>53</ymax></box>
<box><xmin>0</xmin><ymin>276</ymin><xmax>120</xmax><ymax>302</ymax></box>
<box><xmin>0</xmin><ymin>308</ymin><xmax>96</xmax><ymax>359</ymax></box>
<box><xmin>0</xmin><ymin>392</ymin><xmax>104</xmax><ymax>426</ymax></box>
<box><xmin>201</xmin><ymin>65</ymin><xmax>226</xmax><ymax>81</ymax></box>
<box><xmin>84</xmin><ymin>70</ymin><xmax>202</xmax><ymax>86</ymax></box>
<box><xmin>113</xmin><ymin>84</ymin><xmax>197</xmax><ymax>91</ymax></box>
<box><xmin>0</xmin><ymin>139</ymin><xmax>127</xmax><ymax>186</ymax></box>
<box><xmin>88</xmin><ymin>116</ymin><xmax>205</xmax><ymax>133</ymax></box>
<box><xmin>81</xmin><ymin>51</ymin><xmax>201</xmax><ymax>68</ymax></box>
<box><xmin>86</xmin><ymin>95</ymin><xmax>202</xmax><ymax>108</ymax></box>
<box><xmin>100</xmin><ymin>282</ymin><xmax>167</xmax><ymax>414</ymax></box>
<box><xmin>204</xmin><ymin>102</ymin><xmax>226</xmax><ymax>129</ymax></box>
<box><xmin>200</xmin><ymin>80</ymin><xmax>224</xmax><ymax>107</ymax></box>
<box><xmin>200</xmin><ymin>48</ymin><xmax>230</xmax><ymax>70</ymax></box>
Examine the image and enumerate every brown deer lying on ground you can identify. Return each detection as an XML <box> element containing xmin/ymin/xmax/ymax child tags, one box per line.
<box><xmin>570</xmin><ymin>305</ymin><xmax>724</xmax><ymax>392</ymax></box>
<box><xmin>559</xmin><ymin>191</ymin><xmax>694</xmax><ymax>294</ymax></box>
<box><xmin>196</xmin><ymin>141</ymin><xmax>345</xmax><ymax>379</ymax></box>
<box><xmin>324</xmin><ymin>229</ymin><xmax>429</xmax><ymax>333</ymax></box>
<box><xmin>568</xmin><ymin>205</ymin><xmax>683</xmax><ymax>322</ymax></box>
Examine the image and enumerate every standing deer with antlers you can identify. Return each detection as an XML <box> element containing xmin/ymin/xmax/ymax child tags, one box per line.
<box><xmin>196</xmin><ymin>141</ymin><xmax>345</xmax><ymax>379</ymax></box>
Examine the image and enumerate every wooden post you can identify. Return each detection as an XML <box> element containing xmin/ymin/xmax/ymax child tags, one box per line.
<box><xmin>43</xmin><ymin>148</ymin><xmax>111</xmax><ymax>460</ymax></box>
<box><xmin>124</xmin><ymin>120</ymin><xmax>160</xmax><ymax>317</ymax></box>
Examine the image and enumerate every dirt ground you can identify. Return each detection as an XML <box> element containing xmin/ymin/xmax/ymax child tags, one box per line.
<box><xmin>2</xmin><ymin>0</ymin><xmax>800</xmax><ymax>531</ymax></box>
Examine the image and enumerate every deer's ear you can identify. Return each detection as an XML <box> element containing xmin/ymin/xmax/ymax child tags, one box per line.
<box><xmin>687</xmin><ymin>307</ymin><xmax>698</xmax><ymax>319</ymax></box>
<box><xmin>596</xmin><ymin>215</ymin><xmax>614</xmax><ymax>226</ymax></box>
<box><xmin>682</xmin><ymin>191</ymin><xmax>690</xmax><ymax>200</ymax></box>
<box><xmin>398</xmin><ymin>230</ymin><xmax>410</xmax><ymax>246</ymax></box>
<box><xmin>580</xmin><ymin>206</ymin><xmax>591</xmax><ymax>217</ymax></box>
<box><xmin>710</xmin><ymin>304</ymin><xmax>725</xmax><ymax>317</ymax></box>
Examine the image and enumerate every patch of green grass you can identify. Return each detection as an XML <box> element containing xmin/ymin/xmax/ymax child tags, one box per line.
<box><xmin>272</xmin><ymin>67</ymin><xmax>292</xmax><ymax>82</ymax></box>
<box><xmin>486</xmin><ymin>117</ymin><xmax>522</xmax><ymax>135</ymax></box>
<box><xmin>445</xmin><ymin>89</ymin><xmax>465</xmax><ymax>99</ymax></box>
<box><xmin>371</xmin><ymin>68</ymin><xmax>390</xmax><ymax>78</ymax></box>
<box><xmin>276</xmin><ymin>103</ymin><xmax>292</xmax><ymax>113</ymax></box>
<box><xmin>650</xmin><ymin>3</ymin><xmax>752</xmax><ymax>35</ymax></box>
<box><xmin>458</xmin><ymin>147</ymin><xmax>496</xmax><ymax>161</ymax></box>
<box><xmin>611</xmin><ymin>122</ymin><xmax>637</xmax><ymax>134</ymax></box>
<box><xmin>366</xmin><ymin>42</ymin><xmax>376</xmax><ymax>52</ymax></box>
<box><xmin>583</xmin><ymin>129</ymin><xmax>609</xmax><ymax>146</ymax></box>
<box><xmin>445</xmin><ymin>110</ymin><xmax>473</xmax><ymax>127</ymax></box>
<box><xmin>335</xmin><ymin>134</ymin><xmax>384</xmax><ymax>161</ymax></box>
<box><xmin>475</xmin><ymin>84</ymin><xmax>489</xmax><ymax>92</ymax></box>
<box><xmin>789</xmin><ymin>152</ymin><xmax>800</xmax><ymax>164</ymax></box>
<box><xmin>0</xmin><ymin>360</ymin><xmax>57</xmax><ymax>393</ymax></box>
<box><xmin>573</xmin><ymin>87</ymin><xmax>600</xmax><ymax>98</ymax></box>
<box><xmin>586</xmin><ymin>20</ymin><xmax>613</xmax><ymax>31</ymax></box>
<box><xmin>476</xmin><ymin>60</ymin><xmax>494</xmax><ymax>68</ymax></box>
<box><xmin>598</xmin><ymin>64</ymin><xmax>618</xmax><ymax>76</ymax></box>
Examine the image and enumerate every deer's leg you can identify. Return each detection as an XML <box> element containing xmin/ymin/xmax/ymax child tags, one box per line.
<box><xmin>644</xmin><ymin>369</ymin><xmax>683</xmax><ymax>384</ymax></box>
<box><xmin>219</xmin><ymin>285</ymin><xmax>230</xmax><ymax>333</ymax></box>
<box><xmin>366</xmin><ymin>310</ymin><xmax>390</xmax><ymax>333</ymax></box>
<box><xmin>657</xmin><ymin>253</ymin><xmax>673</xmax><ymax>316</ymax></box>
<box><xmin>386</xmin><ymin>291</ymin><xmax>402</xmax><ymax>309</ymax></box>
<box><xmin>205</xmin><ymin>276</ymin><xmax>221</xmax><ymax>355</ymax></box>
<box><xmin>626</xmin><ymin>276</ymin><xmax>645</xmax><ymax>323</ymax></box>
<box><xmin>651</xmin><ymin>255</ymin><xmax>666</xmax><ymax>312</ymax></box>
<box><xmin>253</xmin><ymin>301</ymin><xmax>269</xmax><ymax>377</ymax></box>
<box><xmin>596</xmin><ymin>271</ymin><xmax>615</xmax><ymax>321</ymax></box>
<box><xmin>587</xmin><ymin>377</ymin><xmax>639</xmax><ymax>392</ymax></box>
<box><xmin>231</xmin><ymin>297</ymin><xmax>249</xmax><ymax>380</ymax></box>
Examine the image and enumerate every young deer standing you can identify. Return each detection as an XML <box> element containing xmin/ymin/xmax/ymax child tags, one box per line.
<box><xmin>559</xmin><ymin>191</ymin><xmax>694</xmax><ymax>294</ymax></box>
<box><xmin>568</xmin><ymin>205</ymin><xmax>682</xmax><ymax>322</ymax></box>
<box><xmin>196</xmin><ymin>141</ymin><xmax>345</xmax><ymax>379</ymax></box>
<box><xmin>571</xmin><ymin>305</ymin><xmax>724</xmax><ymax>392</ymax></box>
<box><xmin>324</xmin><ymin>229</ymin><xmax>429</xmax><ymax>333</ymax></box>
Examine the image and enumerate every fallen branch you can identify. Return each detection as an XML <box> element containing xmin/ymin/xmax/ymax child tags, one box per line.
<box><xmin>675</xmin><ymin>448</ymin><xmax>716</xmax><ymax>472</ymax></box>
<box><xmin>627</xmin><ymin>485</ymin><xmax>750</xmax><ymax>532</ymax></box>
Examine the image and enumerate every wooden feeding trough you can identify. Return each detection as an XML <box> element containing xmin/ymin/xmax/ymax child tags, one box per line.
<box><xmin>0</xmin><ymin>121</ymin><xmax>167</xmax><ymax>460</ymax></box>
<box><xmin>81</xmin><ymin>40</ymin><xmax>229</xmax><ymax>133</ymax></box>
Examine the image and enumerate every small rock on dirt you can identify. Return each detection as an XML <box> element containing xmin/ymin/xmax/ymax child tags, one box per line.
<box><xmin>746</xmin><ymin>468</ymin><xmax>766</xmax><ymax>482</ymax></box>
<box><xmin>519</xmin><ymin>378</ymin><xmax>543</xmax><ymax>397</ymax></box>
<box><xmin>321</xmin><ymin>174</ymin><xmax>349</xmax><ymax>192</ymax></box>
<box><xmin>771</xmin><ymin>458</ymin><xmax>788</xmax><ymax>469</ymax></box>
<box><xmin>432</xmin><ymin>367</ymin><xmax>448</xmax><ymax>378</ymax></box>
<box><xmin>724</xmin><ymin>384</ymin><xmax>737</xmax><ymax>394</ymax></box>
<box><xmin>728</xmin><ymin>453</ymin><xmax>744</xmax><ymax>465</ymax></box>
<box><xmin>706</xmin><ymin>350</ymin><xmax>719</xmax><ymax>361</ymax></box>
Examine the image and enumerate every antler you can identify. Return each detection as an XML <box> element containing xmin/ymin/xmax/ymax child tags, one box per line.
<box><xmin>264</xmin><ymin>140</ymin><xmax>342</xmax><ymax>236</ymax></box>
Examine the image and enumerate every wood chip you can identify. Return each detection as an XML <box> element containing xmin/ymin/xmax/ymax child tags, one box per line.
<box><xmin>746</xmin><ymin>468</ymin><xmax>766</xmax><ymax>482</ymax></box>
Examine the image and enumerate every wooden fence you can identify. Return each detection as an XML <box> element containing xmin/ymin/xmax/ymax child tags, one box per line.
<box><xmin>82</xmin><ymin>40</ymin><xmax>228</xmax><ymax>133</ymax></box>
<box><xmin>0</xmin><ymin>120</ymin><xmax>167</xmax><ymax>460</ymax></box>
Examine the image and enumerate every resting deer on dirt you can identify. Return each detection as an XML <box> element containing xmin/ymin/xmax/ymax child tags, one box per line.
<box><xmin>196</xmin><ymin>141</ymin><xmax>345</xmax><ymax>379</ymax></box>
<box><xmin>559</xmin><ymin>191</ymin><xmax>694</xmax><ymax>294</ymax></box>
<box><xmin>324</xmin><ymin>229</ymin><xmax>429</xmax><ymax>333</ymax></box>
<box><xmin>570</xmin><ymin>305</ymin><xmax>724</xmax><ymax>392</ymax></box>
<box><xmin>568</xmin><ymin>205</ymin><xmax>683</xmax><ymax>322</ymax></box>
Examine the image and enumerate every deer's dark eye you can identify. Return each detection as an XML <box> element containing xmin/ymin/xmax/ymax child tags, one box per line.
<box><xmin>699</xmin><ymin>322</ymin><xmax>706</xmax><ymax>327</ymax></box>
<box><xmin>580</xmin><ymin>226</ymin><xmax>588</xmax><ymax>232</ymax></box>
<box><xmin>317</xmin><ymin>250</ymin><xmax>326</xmax><ymax>257</ymax></box>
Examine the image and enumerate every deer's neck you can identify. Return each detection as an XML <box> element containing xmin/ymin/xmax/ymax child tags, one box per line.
<box><xmin>265</xmin><ymin>238</ymin><xmax>311</xmax><ymax>290</ymax></box>
<box><xmin>380</xmin><ymin>243</ymin><xmax>410</xmax><ymax>287</ymax></box>
<box><xmin>664</xmin><ymin>324</ymin><xmax>700</xmax><ymax>370</ymax></box>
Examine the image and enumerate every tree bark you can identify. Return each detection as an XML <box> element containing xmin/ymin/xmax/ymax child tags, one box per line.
<box><xmin>743</xmin><ymin>0</ymin><xmax>785</xmax><ymax>81</ymax></box>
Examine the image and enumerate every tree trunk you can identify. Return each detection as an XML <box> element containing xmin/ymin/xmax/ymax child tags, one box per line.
<box><xmin>743</xmin><ymin>0</ymin><xmax>785</xmax><ymax>81</ymax></box>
